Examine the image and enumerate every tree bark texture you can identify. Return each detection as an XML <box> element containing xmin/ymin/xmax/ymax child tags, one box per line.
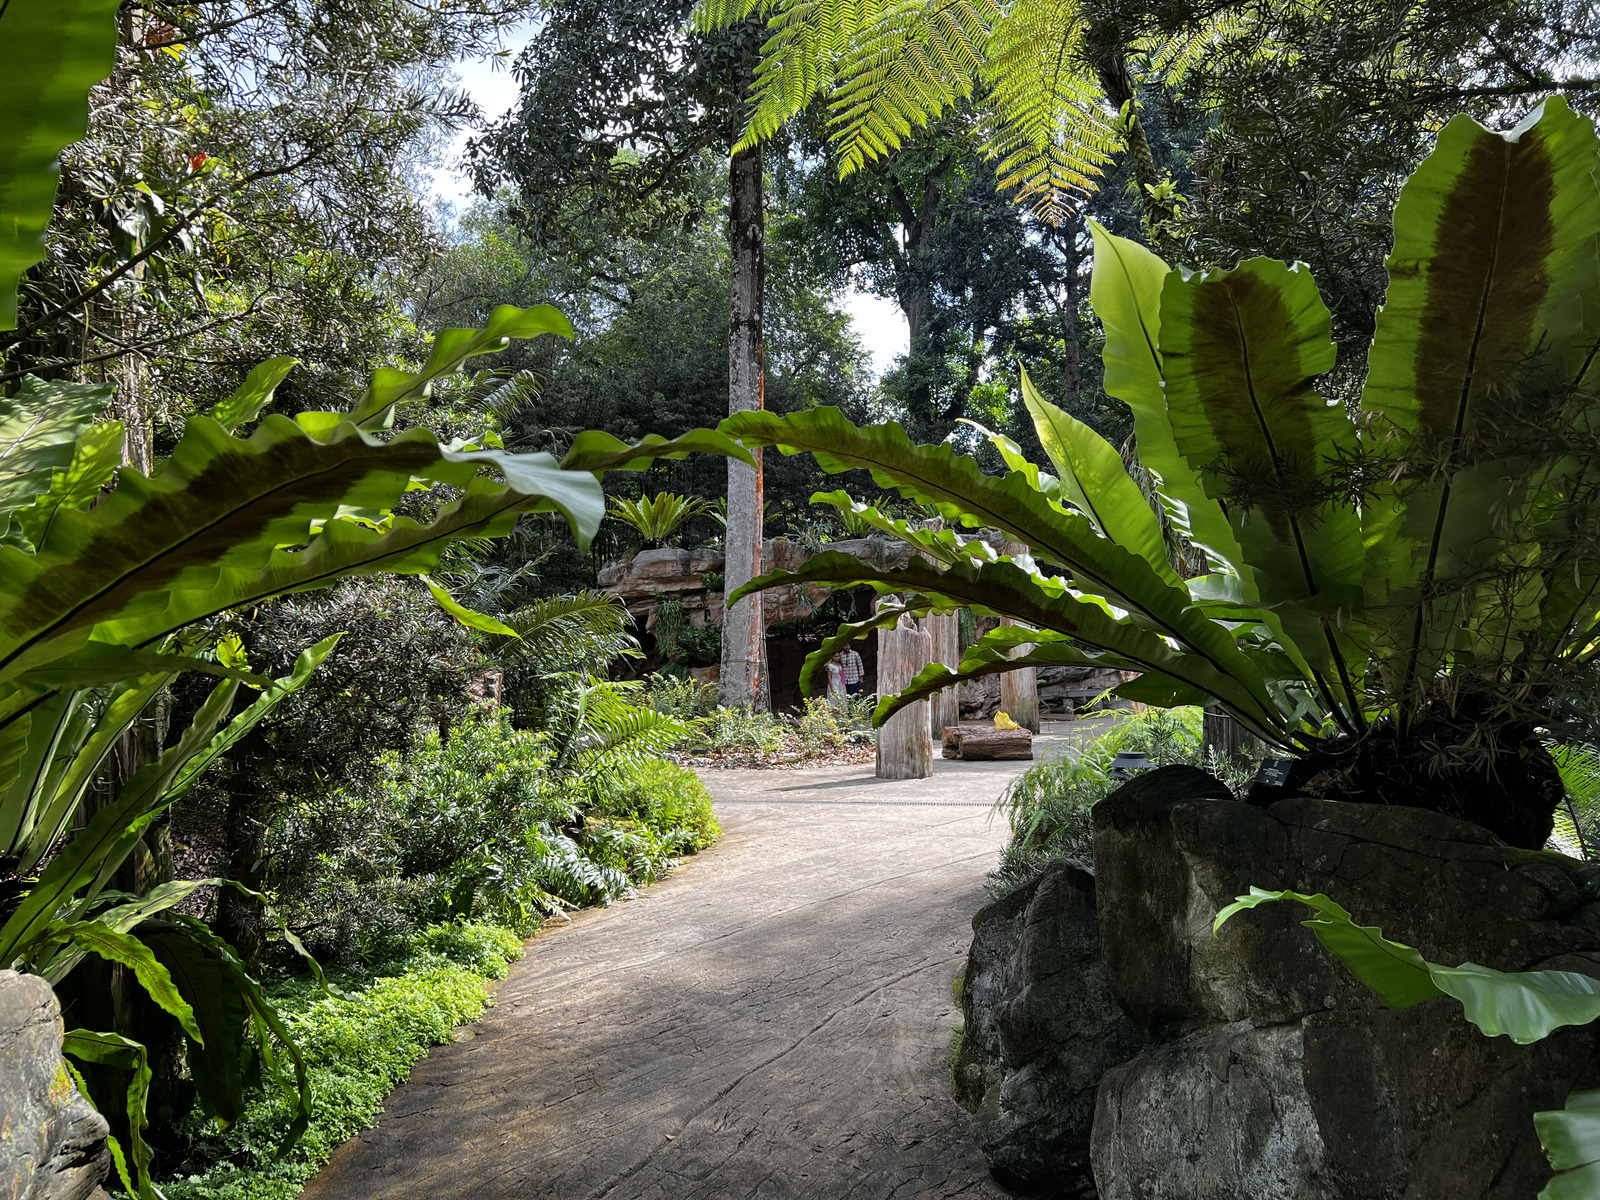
<box><xmin>941</xmin><ymin>724</ymin><xmax>1033</xmax><ymax>761</ymax></box>
<box><xmin>922</xmin><ymin>612</ymin><xmax>960</xmax><ymax>739</ymax></box>
<box><xmin>876</xmin><ymin>615</ymin><xmax>933</xmax><ymax>780</ymax></box>
<box><xmin>720</xmin><ymin>96</ymin><xmax>768</xmax><ymax>711</ymax></box>
<box><xmin>1202</xmin><ymin>705</ymin><xmax>1265</xmax><ymax>764</ymax></box>
<box><xmin>1090</xmin><ymin>46</ymin><xmax>1178</xmax><ymax>255</ymax></box>
<box><xmin>998</xmin><ymin>546</ymin><xmax>1041</xmax><ymax>733</ymax></box>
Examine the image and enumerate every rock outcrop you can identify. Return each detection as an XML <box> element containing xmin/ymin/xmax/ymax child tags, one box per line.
<box><xmin>958</xmin><ymin>766</ymin><xmax>1600</xmax><ymax>1199</ymax></box>
<box><xmin>953</xmin><ymin>861</ymin><xmax>1150</xmax><ymax>1196</ymax></box>
<box><xmin>0</xmin><ymin>970</ymin><xmax>111</xmax><ymax>1200</ymax></box>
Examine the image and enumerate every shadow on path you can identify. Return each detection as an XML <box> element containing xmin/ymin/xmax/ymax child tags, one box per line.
<box><xmin>300</xmin><ymin>732</ymin><xmax>1069</xmax><ymax>1199</ymax></box>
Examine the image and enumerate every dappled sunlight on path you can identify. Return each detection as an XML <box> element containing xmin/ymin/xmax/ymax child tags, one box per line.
<box><xmin>300</xmin><ymin>721</ymin><xmax>1095</xmax><ymax>1200</ymax></box>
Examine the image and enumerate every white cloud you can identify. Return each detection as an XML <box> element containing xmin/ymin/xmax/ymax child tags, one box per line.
<box><xmin>841</xmin><ymin>288</ymin><xmax>907</xmax><ymax>378</ymax></box>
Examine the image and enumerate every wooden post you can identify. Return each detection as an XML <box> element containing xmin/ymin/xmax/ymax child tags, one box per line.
<box><xmin>922</xmin><ymin>611</ymin><xmax>960</xmax><ymax>740</ymax></box>
<box><xmin>1202</xmin><ymin>705</ymin><xmax>1264</xmax><ymax>763</ymax></box>
<box><xmin>997</xmin><ymin>539</ymin><xmax>1041</xmax><ymax>734</ymax></box>
<box><xmin>877</xmin><ymin>614</ymin><xmax>933</xmax><ymax>780</ymax></box>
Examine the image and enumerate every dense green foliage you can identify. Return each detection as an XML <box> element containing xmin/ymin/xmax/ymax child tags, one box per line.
<box><xmin>727</xmin><ymin>98</ymin><xmax>1600</xmax><ymax>849</ymax></box>
<box><xmin>162</xmin><ymin>922</ymin><xmax>523</xmax><ymax>1200</ymax></box>
<box><xmin>987</xmin><ymin>708</ymin><xmax>1201</xmax><ymax>897</ymax></box>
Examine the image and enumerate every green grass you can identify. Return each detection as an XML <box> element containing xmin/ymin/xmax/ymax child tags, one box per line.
<box><xmin>161</xmin><ymin>923</ymin><xmax>523</xmax><ymax>1200</ymax></box>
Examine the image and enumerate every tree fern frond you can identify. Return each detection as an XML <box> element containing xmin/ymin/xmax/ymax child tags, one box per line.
<box><xmin>491</xmin><ymin>591</ymin><xmax>639</xmax><ymax>672</ymax></box>
<box><xmin>828</xmin><ymin>0</ymin><xmax>999</xmax><ymax>176</ymax></box>
<box><xmin>692</xmin><ymin>0</ymin><xmax>773</xmax><ymax>33</ymax></box>
<box><xmin>978</xmin><ymin>0</ymin><xmax>1117</xmax><ymax>221</ymax></box>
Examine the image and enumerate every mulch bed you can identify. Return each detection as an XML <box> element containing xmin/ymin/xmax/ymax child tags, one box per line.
<box><xmin>669</xmin><ymin>733</ymin><xmax>876</xmax><ymax>770</ymax></box>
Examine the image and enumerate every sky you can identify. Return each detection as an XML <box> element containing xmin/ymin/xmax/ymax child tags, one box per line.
<box><xmin>425</xmin><ymin>26</ymin><xmax>909</xmax><ymax>377</ymax></box>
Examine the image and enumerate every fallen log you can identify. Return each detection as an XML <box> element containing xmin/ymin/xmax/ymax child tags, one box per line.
<box><xmin>941</xmin><ymin>724</ymin><xmax>1034</xmax><ymax>761</ymax></box>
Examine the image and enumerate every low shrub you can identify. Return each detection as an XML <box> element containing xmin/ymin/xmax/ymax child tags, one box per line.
<box><xmin>592</xmin><ymin>759</ymin><xmax>721</xmax><ymax>853</ymax></box>
<box><xmin>268</xmin><ymin>713</ymin><xmax>719</xmax><ymax>966</ymax></box>
<box><xmin>163</xmin><ymin>923</ymin><xmax>522</xmax><ymax>1200</ymax></box>
<box><xmin>987</xmin><ymin>707</ymin><xmax>1203</xmax><ymax>898</ymax></box>
<box><xmin>797</xmin><ymin>697</ymin><xmax>845</xmax><ymax>750</ymax></box>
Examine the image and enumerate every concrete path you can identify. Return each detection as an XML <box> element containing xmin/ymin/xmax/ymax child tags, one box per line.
<box><xmin>301</xmin><ymin>733</ymin><xmax>1085</xmax><ymax>1200</ymax></box>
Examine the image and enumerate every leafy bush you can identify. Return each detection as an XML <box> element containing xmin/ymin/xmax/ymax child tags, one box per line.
<box><xmin>592</xmin><ymin>759</ymin><xmax>721</xmax><ymax>854</ymax></box>
<box><xmin>674</xmin><ymin>623</ymin><xmax>722</xmax><ymax>667</ymax></box>
<box><xmin>988</xmin><ymin>708</ymin><xmax>1202</xmax><ymax>898</ymax></box>
<box><xmin>798</xmin><ymin>697</ymin><xmax>845</xmax><ymax>749</ymax></box>
<box><xmin>691</xmin><ymin>705</ymin><xmax>788</xmax><ymax>755</ymax></box>
<box><xmin>646</xmin><ymin>672</ymin><xmax>719</xmax><ymax>719</ymax></box>
<box><xmin>268</xmin><ymin>713</ymin><xmax>718</xmax><ymax>964</ymax></box>
<box><xmin>163</xmin><ymin>923</ymin><xmax>521</xmax><ymax>1200</ymax></box>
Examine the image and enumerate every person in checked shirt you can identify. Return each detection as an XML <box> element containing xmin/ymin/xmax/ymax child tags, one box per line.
<box><xmin>837</xmin><ymin>647</ymin><xmax>866</xmax><ymax>695</ymax></box>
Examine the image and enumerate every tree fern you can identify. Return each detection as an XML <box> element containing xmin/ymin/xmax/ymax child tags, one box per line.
<box><xmin>491</xmin><ymin>591</ymin><xmax>640</xmax><ymax>675</ymax></box>
<box><xmin>696</xmin><ymin>0</ymin><xmax>1252</xmax><ymax>224</ymax></box>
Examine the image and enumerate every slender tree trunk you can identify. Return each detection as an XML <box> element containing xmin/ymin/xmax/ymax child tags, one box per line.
<box><xmin>1092</xmin><ymin>47</ymin><xmax>1178</xmax><ymax>255</ymax></box>
<box><xmin>216</xmin><ymin>730</ymin><xmax>273</xmax><ymax>977</ymax></box>
<box><xmin>720</xmin><ymin>67</ymin><xmax>768</xmax><ymax>711</ymax></box>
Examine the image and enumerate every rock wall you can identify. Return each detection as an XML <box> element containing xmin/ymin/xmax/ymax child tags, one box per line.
<box><xmin>0</xmin><ymin>970</ymin><xmax>111</xmax><ymax>1200</ymax></box>
<box><xmin>957</xmin><ymin>766</ymin><xmax>1600</xmax><ymax>1199</ymax></box>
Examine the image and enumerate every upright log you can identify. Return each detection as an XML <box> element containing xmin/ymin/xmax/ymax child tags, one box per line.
<box><xmin>997</xmin><ymin>543</ymin><xmax>1040</xmax><ymax>733</ymax></box>
<box><xmin>922</xmin><ymin>611</ymin><xmax>960</xmax><ymax>739</ymax></box>
<box><xmin>877</xmin><ymin>614</ymin><xmax>933</xmax><ymax>780</ymax></box>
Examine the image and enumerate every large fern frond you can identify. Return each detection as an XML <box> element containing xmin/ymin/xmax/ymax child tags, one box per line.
<box><xmin>828</xmin><ymin>0</ymin><xmax>999</xmax><ymax>174</ymax></box>
<box><xmin>978</xmin><ymin>0</ymin><xmax>1117</xmax><ymax>222</ymax></box>
<box><xmin>492</xmin><ymin>591</ymin><xmax>640</xmax><ymax>673</ymax></box>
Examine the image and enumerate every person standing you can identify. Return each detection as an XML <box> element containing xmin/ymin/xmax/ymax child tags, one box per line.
<box><xmin>837</xmin><ymin>646</ymin><xmax>866</xmax><ymax>696</ymax></box>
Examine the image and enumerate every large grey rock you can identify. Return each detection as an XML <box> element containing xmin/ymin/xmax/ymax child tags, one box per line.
<box><xmin>0</xmin><ymin>970</ymin><xmax>111</xmax><ymax>1200</ymax></box>
<box><xmin>954</xmin><ymin>861</ymin><xmax>1149</xmax><ymax>1196</ymax></box>
<box><xmin>1085</xmin><ymin>766</ymin><xmax>1600</xmax><ymax>1199</ymax></box>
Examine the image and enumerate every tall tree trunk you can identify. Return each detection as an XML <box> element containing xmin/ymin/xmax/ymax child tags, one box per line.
<box><xmin>1091</xmin><ymin>46</ymin><xmax>1178</xmax><ymax>255</ymax></box>
<box><xmin>216</xmin><ymin>730</ymin><xmax>273</xmax><ymax>977</ymax></box>
<box><xmin>720</xmin><ymin>67</ymin><xmax>768</xmax><ymax>711</ymax></box>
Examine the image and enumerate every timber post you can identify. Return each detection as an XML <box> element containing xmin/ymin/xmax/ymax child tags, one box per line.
<box><xmin>877</xmin><ymin>613</ymin><xmax>933</xmax><ymax>780</ymax></box>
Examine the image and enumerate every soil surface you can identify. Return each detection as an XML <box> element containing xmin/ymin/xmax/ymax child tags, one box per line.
<box><xmin>301</xmin><ymin>728</ymin><xmax>1089</xmax><ymax>1200</ymax></box>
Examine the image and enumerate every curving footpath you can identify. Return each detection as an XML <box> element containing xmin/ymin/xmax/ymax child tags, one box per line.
<box><xmin>300</xmin><ymin>745</ymin><xmax>1073</xmax><ymax>1200</ymax></box>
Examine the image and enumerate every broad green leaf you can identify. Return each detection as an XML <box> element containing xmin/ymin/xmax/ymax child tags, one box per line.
<box><xmin>1087</xmin><ymin>221</ymin><xmax>1247</xmax><ymax>579</ymax></box>
<box><xmin>165</xmin><ymin>634</ymin><xmax>343</xmax><ymax>802</ymax></box>
<box><xmin>0</xmin><ymin>378</ymin><xmax>115</xmax><ymax>517</ymax></box>
<box><xmin>0</xmin><ymin>690</ymin><xmax>77</xmax><ymax>853</ymax></box>
<box><xmin>809</xmin><ymin>490</ymin><xmax>1000</xmax><ymax>568</ymax></box>
<box><xmin>874</xmin><ymin>636</ymin><xmax>1139</xmax><ymax>727</ymax></box>
<box><xmin>1538</xmin><ymin>1090</ymin><xmax>1600</xmax><ymax>1199</ymax></box>
<box><xmin>0</xmin><ymin>676</ymin><xmax>237</xmax><ymax>962</ymax></box>
<box><xmin>562</xmin><ymin>428</ymin><xmax>756</xmax><ymax>472</ymax></box>
<box><xmin>210</xmin><ymin>356</ymin><xmax>297</xmax><ymax>432</ymax></box>
<box><xmin>1217</xmin><ymin>889</ymin><xmax>1600</xmax><ymax>1042</ymax></box>
<box><xmin>43</xmin><ymin>920</ymin><xmax>204</xmax><ymax>1042</ymax></box>
<box><xmin>1213</xmin><ymin>887</ymin><xmax>1442</xmax><ymax>1009</ymax></box>
<box><xmin>0</xmin><ymin>0</ymin><xmax>121</xmax><ymax>329</ymax></box>
<box><xmin>1018</xmin><ymin>367</ymin><xmax>1176</xmax><ymax>585</ymax></box>
<box><xmin>61</xmin><ymin>1028</ymin><xmax>156</xmax><ymax>1199</ymax></box>
<box><xmin>18</xmin><ymin>674</ymin><xmax>167</xmax><ymax>872</ymax></box>
<box><xmin>1433</xmin><ymin>962</ymin><xmax>1600</xmax><ymax>1045</ymax></box>
<box><xmin>350</xmin><ymin>304</ymin><xmax>573</xmax><ymax>427</ymax></box>
<box><xmin>422</xmin><ymin>576</ymin><xmax>520</xmax><ymax>637</ymax></box>
<box><xmin>1157</xmin><ymin>256</ymin><xmax>1364</xmax><ymax>718</ymax></box>
<box><xmin>0</xmin><ymin>416</ymin><xmax>603</xmax><ymax>687</ymax></box>
<box><xmin>719</xmin><ymin>408</ymin><xmax>1288</xmax><ymax>732</ymax></box>
<box><xmin>1361</xmin><ymin>98</ymin><xmax>1600</xmax><ymax>704</ymax></box>
<box><xmin>12</xmin><ymin>419</ymin><xmax>125</xmax><ymax>550</ymax></box>
<box><xmin>733</xmin><ymin>550</ymin><xmax>1289</xmax><ymax>743</ymax></box>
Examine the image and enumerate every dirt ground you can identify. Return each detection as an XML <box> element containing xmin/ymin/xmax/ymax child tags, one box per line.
<box><xmin>300</xmin><ymin>728</ymin><xmax>1091</xmax><ymax>1200</ymax></box>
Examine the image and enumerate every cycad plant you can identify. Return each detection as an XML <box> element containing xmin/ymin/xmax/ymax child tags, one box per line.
<box><xmin>721</xmin><ymin>98</ymin><xmax>1600</xmax><ymax>850</ymax></box>
<box><xmin>608</xmin><ymin>491</ymin><xmax>718</xmax><ymax>549</ymax></box>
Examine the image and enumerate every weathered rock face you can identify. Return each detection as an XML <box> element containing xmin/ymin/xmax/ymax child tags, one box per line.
<box><xmin>0</xmin><ymin>970</ymin><xmax>111</xmax><ymax>1200</ymax></box>
<box><xmin>957</xmin><ymin>766</ymin><xmax>1600</xmax><ymax>1198</ymax></box>
<box><xmin>953</xmin><ymin>861</ymin><xmax>1150</xmax><ymax>1196</ymax></box>
<box><xmin>1086</xmin><ymin>766</ymin><xmax>1600</xmax><ymax>1200</ymax></box>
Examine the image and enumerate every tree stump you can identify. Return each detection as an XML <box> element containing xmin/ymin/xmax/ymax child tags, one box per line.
<box><xmin>923</xmin><ymin>611</ymin><xmax>960</xmax><ymax>740</ymax></box>
<box><xmin>941</xmin><ymin>724</ymin><xmax>1034</xmax><ymax>761</ymax></box>
<box><xmin>877</xmin><ymin>615</ymin><xmax>933</xmax><ymax>780</ymax></box>
<box><xmin>998</xmin><ymin>621</ymin><xmax>1040</xmax><ymax>735</ymax></box>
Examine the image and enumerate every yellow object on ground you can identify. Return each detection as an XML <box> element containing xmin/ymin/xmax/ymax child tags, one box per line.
<box><xmin>994</xmin><ymin>712</ymin><xmax>1021</xmax><ymax>731</ymax></box>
